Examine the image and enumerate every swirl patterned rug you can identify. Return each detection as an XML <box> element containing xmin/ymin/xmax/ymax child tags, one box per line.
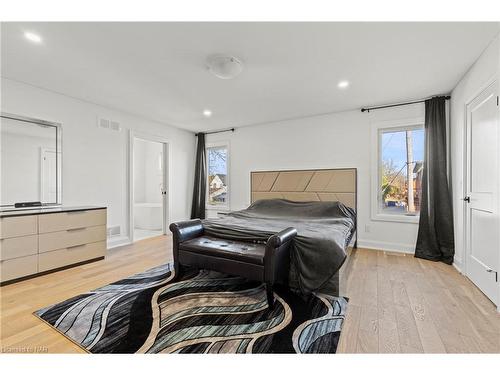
<box><xmin>34</xmin><ymin>264</ymin><xmax>348</xmax><ymax>353</ymax></box>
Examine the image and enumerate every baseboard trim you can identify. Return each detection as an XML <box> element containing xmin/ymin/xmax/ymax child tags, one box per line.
<box><xmin>357</xmin><ymin>239</ymin><xmax>415</xmax><ymax>254</ymax></box>
<box><xmin>452</xmin><ymin>262</ymin><xmax>463</xmax><ymax>273</ymax></box>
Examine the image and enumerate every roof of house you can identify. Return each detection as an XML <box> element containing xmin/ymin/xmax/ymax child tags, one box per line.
<box><xmin>413</xmin><ymin>161</ymin><xmax>423</xmax><ymax>174</ymax></box>
<box><xmin>209</xmin><ymin>174</ymin><xmax>227</xmax><ymax>184</ymax></box>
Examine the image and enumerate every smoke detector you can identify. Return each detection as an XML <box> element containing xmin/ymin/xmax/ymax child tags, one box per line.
<box><xmin>206</xmin><ymin>54</ymin><xmax>244</xmax><ymax>79</ymax></box>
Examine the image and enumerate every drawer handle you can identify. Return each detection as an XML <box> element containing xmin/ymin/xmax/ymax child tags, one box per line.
<box><xmin>67</xmin><ymin>244</ymin><xmax>86</xmax><ymax>250</ymax></box>
<box><xmin>67</xmin><ymin>227</ymin><xmax>86</xmax><ymax>232</ymax></box>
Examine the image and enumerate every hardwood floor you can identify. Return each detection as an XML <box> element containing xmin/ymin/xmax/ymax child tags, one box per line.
<box><xmin>337</xmin><ymin>247</ymin><xmax>500</xmax><ymax>353</ymax></box>
<box><xmin>1</xmin><ymin>236</ymin><xmax>498</xmax><ymax>353</ymax></box>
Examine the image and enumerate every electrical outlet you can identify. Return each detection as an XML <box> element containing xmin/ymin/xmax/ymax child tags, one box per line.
<box><xmin>365</xmin><ymin>224</ymin><xmax>371</xmax><ymax>233</ymax></box>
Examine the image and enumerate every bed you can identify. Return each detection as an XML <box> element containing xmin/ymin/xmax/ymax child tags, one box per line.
<box><xmin>203</xmin><ymin>168</ymin><xmax>357</xmax><ymax>295</ymax></box>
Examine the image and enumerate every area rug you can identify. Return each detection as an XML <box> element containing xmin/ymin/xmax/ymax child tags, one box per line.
<box><xmin>34</xmin><ymin>264</ymin><xmax>348</xmax><ymax>353</ymax></box>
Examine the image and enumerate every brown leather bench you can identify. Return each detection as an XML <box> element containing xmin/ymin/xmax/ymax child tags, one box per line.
<box><xmin>169</xmin><ymin>219</ymin><xmax>297</xmax><ymax>308</ymax></box>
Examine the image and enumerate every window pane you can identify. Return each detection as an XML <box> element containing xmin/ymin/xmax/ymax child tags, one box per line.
<box><xmin>380</xmin><ymin>128</ymin><xmax>424</xmax><ymax>216</ymax></box>
<box><xmin>207</xmin><ymin>146</ymin><xmax>228</xmax><ymax>205</ymax></box>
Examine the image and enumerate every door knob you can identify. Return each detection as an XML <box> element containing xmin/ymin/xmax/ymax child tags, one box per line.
<box><xmin>463</xmin><ymin>196</ymin><xmax>470</xmax><ymax>203</ymax></box>
<box><xmin>486</xmin><ymin>268</ymin><xmax>498</xmax><ymax>282</ymax></box>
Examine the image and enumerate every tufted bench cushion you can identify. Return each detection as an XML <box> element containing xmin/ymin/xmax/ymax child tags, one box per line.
<box><xmin>170</xmin><ymin>219</ymin><xmax>297</xmax><ymax>308</ymax></box>
<box><xmin>179</xmin><ymin>236</ymin><xmax>265</xmax><ymax>265</ymax></box>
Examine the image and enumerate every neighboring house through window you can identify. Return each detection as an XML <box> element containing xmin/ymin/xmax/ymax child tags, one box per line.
<box><xmin>207</xmin><ymin>143</ymin><xmax>229</xmax><ymax>207</ymax></box>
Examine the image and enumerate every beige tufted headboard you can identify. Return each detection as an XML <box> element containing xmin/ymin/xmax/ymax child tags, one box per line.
<box><xmin>250</xmin><ymin>168</ymin><xmax>357</xmax><ymax>210</ymax></box>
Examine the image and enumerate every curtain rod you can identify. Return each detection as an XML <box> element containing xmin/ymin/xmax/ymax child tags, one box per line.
<box><xmin>361</xmin><ymin>95</ymin><xmax>451</xmax><ymax>113</ymax></box>
<box><xmin>195</xmin><ymin>128</ymin><xmax>235</xmax><ymax>136</ymax></box>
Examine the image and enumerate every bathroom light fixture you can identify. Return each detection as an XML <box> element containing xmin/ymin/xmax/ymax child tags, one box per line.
<box><xmin>203</xmin><ymin>109</ymin><xmax>212</xmax><ymax>117</ymax></box>
<box><xmin>206</xmin><ymin>54</ymin><xmax>244</xmax><ymax>79</ymax></box>
<box><xmin>337</xmin><ymin>80</ymin><xmax>350</xmax><ymax>89</ymax></box>
<box><xmin>24</xmin><ymin>31</ymin><xmax>42</xmax><ymax>43</ymax></box>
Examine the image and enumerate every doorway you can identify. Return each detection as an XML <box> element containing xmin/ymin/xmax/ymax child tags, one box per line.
<box><xmin>464</xmin><ymin>80</ymin><xmax>499</xmax><ymax>307</ymax></box>
<box><xmin>130</xmin><ymin>132</ymin><xmax>169</xmax><ymax>242</ymax></box>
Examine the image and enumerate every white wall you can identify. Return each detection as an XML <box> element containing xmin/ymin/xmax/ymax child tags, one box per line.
<box><xmin>133</xmin><ymin>139</ymin><xmax>148</xmax><ymax>204</ymax></box>
<box><xmin>450</xmin><ymin>33</ymin><xmax>500</xmax><ymax>271</ymax></box>
<box><xmin>207</xmin><ymin>104</ymin><xmax>426</xmax><ymax>253</ymax></box>
<box><xmin>1</xmin><ymin>78</ymin><xmax>195</xmax><ymax>246</ymax></box>
<box><xmin>133</xmin><ymin>138</ymin><xmax>163</xmax><ymax>204</ymax></box>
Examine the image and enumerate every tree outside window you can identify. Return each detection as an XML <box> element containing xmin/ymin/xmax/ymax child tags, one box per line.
<box><xmin>379</xmin><ymin>127</ymin><xmax>424</xmax><ymax>216</ymax></box>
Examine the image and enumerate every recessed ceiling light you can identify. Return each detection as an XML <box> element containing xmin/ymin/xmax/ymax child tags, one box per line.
<box><xmin>203</xmin><ymin>109</ymin><xmax>212</xmax><ymax>118</ymax></box>
<box><xmin>337</xmin><ymin>80</ymin><xmax>350</xmax><ymax>89</ymax></box>
<box><xmin>24</xmin><ymin>31</ymin><xmax>42</xmax><ymax>43</ymax></box>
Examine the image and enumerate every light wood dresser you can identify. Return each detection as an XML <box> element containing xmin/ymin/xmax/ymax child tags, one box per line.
<box><xmin>0</xmin><ymin>206</ymin><xmax>106</xmax><ymax>285</ymax></box>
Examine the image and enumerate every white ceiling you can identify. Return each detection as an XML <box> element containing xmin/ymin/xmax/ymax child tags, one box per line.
<box><xmin>1</xmin><ymin>22</ymin><xmax>499</xmax><ymax>132</ymax></box>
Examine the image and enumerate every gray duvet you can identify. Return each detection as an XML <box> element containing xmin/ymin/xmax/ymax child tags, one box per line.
<box><xmin>202</xmin><ymin>199</ymin><xmax>356</xmax><ymax>293</ymax></box>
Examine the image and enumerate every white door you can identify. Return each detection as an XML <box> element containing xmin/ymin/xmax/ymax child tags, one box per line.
<box><xmin>40</xmin><ymin>149</ymin><xmax>57</xmax><ymax>203</ymax></box>
<box><xmin>465</xmin><ymin>81</ymin><xmax>499</xmax><ymax>306</ymax></box>
<box><xmin>131</xmin><ymin>136</ymin><xmax>169</xmax><ymax>242</ymax></box>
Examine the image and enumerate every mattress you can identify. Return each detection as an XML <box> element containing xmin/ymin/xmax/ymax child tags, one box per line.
<box><xmin>202</xmin><ymin>199</ymin><xmax>356</xmax><ymax>294</ymax></box>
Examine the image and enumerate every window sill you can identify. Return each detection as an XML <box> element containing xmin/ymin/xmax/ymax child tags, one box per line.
<box><xmin>206</xmin><ymin>206</ymin><xmax>230</xmax><ymax>211</ymax></box>
<box><xmin>371</xmin><ymin>213</ymin><xmax>420</xmax><ymax>224</ymax></box>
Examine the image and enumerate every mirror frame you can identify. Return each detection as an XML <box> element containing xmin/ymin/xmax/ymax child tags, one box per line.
<box><xmin>0</xmin><ymin>112</ymin><xmax>63</xmax><ymax>207</ymax></box>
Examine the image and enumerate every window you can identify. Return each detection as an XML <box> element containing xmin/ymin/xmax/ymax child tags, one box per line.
<box><xmin>207</xmin><ymin>144</ymin><xmax>228</xmax><ymax>206</ymax></box>
<box><xmin>377</xmin><ymin>125</ymin><xmax>424</xmax><ymax>219</ymax></box>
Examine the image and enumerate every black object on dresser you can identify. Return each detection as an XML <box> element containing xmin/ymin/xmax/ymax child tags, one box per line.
<box><xmin>14</xmin><ymin>201</ymin><xmax>42</xmax><ymax>208</ymax></box>
<box><xmin>169</xmin><ymin>219</ymin><xmax>297</xmax><ymax>308</ymax></box>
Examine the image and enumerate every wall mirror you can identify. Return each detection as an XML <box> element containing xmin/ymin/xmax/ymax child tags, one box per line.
<box><xmin>0</xmin><ymin>113</ymin><xmax>62</xmax><ymax>207</ymax></box>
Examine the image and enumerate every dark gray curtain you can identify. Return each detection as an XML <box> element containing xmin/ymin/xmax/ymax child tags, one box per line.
<box><xmin>415</xmin><ymin>96</ymin><xmax>454</xmax><ymax>264</ymax></box>
<box><xmin>190</xmin><ymin>133</ymin><xmax>207</xmax><ymax>219</ymax></box>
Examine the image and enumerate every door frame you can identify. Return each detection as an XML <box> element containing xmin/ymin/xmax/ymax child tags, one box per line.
<box><xmin>128</xmin><ymin>130</ymin><xmax>171</xmax><ymax>243</ymax></box>
<box><xmin>463</xmin><ymin>78</ymin><xmax>500</xmax><ymax>309</ymax></box>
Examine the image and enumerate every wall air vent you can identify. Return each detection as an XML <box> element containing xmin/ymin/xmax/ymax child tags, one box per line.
<box><xmin>107</xmin><ymin>225</ymin><xmax>121</xmax><ymax>237</ymax></box>
<box><xmin>110</xmin><ymin>120</ymin><xmax>121</xmax><ymax>131</ymax></box>
<box><xmin>98</xmin><ymin>117</ymin><xmax>121</xmax><ymax>132</ymax></box>
<box><xmin>98</xmin><ymin>117</ymin><xmax>110</xmax><ymax>129</ymax></box>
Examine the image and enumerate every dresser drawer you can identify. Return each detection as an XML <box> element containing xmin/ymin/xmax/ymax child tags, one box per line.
<box><xmin>0</xmin><ymin>235</ymin><xmax>38</xmax><ymax>261</ymax></box>
<box><xmin>38</xmin><ymin>241</ymin><xmax>105</xmax><ymax>272</ymax></box>
<box><xmin>38</xmin><ymin>209</ymin><xmax>106</xmax><ymax>233</ymax></box>
<box><xmin>0</xmin><ymin>216</ymin><xmax>38</xmax><ymax>239</ymax></box>
<box><xmin>0</xmin><ymin>254</ymin><xmax>38</xmax><ymax>282</ymax></box>
<box><xmin>39</xmin><ymin>225</ymin><xmax>106</xmax><ymax>253</ymax></box>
